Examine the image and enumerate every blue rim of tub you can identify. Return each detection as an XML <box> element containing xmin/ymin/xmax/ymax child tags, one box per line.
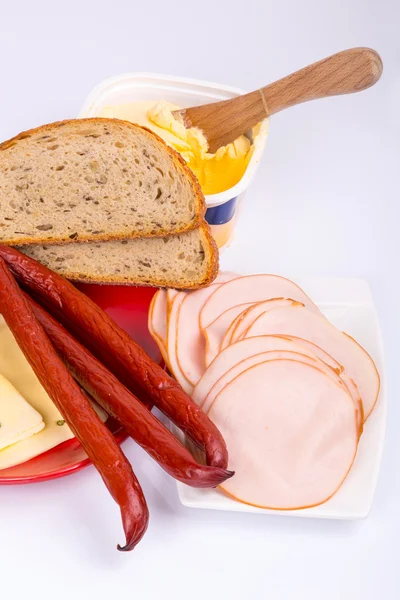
<box><xmin>205</xmin><ymin>196</ymin><xmax>237</xmax><ymax>225</ymax></box>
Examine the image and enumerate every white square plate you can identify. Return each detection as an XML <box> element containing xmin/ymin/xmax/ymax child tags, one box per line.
<box><xmin>173</xmin><ymin>277</ymin><xmax>386</xmax><ymax>519</ymax></box>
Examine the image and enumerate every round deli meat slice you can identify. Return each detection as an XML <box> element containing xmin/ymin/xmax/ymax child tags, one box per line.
<box><xmin>231</xmin><ymin>299</ymin><xmax>304</xmax><ymax>344</ymax></box>
<box><xmin>275</xmin><ymin>335</ymin><xmax>344</xmax><ymax>373</ymax></box>
<box><xmin>176</xmin><ymin>283</ymin><xmax>219</xmax><ymax>386</ymax></box>
<box><xmin>148</xmin><ymin>289</ymin><xmax>170</xmax><ymax>367</ymax></box>
<box><xmin>244</xmin><ymin>305</ymin><xmax>380</xmax><ymax>420</ymax></box>
<box><xmin>149</xmin><ymin>289</ymin><xmax>167</xmax><ymax>347</ymax></box>
<box><xmin>192</xmin><ymin>335</ymin><xmax>318</xmax><ymax>406</ymax></box>
<box><xmin>220</xmin><ymin>311</ymin><xmax>246</xmax><ymax>351</ymax></box>
<box><xmin>208</xmin><ymin>359</ymin><xmax>359</xmax><ymax>510</ymax></box>
<box><xmin>202</xmin><ymin>349</ymin><xmax>363</xmax><ymax>435</ymax></box>
<box><xmin>202</xmin><ymin>350</ymin><xmax>326</xmax><ymax>413</ymax></box>
<box><xmin>204</xmin><ymin>298</ymin><xmax>302</xmax><ymax>366</ymax></box>
<box><xmin>175</xmin><ymin>273</ymin><xmax>239</xmax><ymax>386</ymax></box>
<box><xmin>166</xmin><ymin>288</ymin><xmax>179</xmax><ymax>312</ymax></box>
<box><xmin>200</xmin><ymin>274</ymin><xmax>322</xmax><ymax>331</ymax></box>
<box><xmin>166</xmin><ymin>291</ymin><xmax>193</xmax><ymax>393</ymax></box>
<box><xmin>214</xmin><ymin>271</ymin><xmax>241</xmax><ymax>283</ymax></box>
<box><xmin>203</xmin><ymin>303</ymin><xmax>253</xmax><ymax>367</ymax></box>
<box><xmin>271</xmin><ymin>336</ymin><xmax>364</xmax><ymax>427</ymax></box>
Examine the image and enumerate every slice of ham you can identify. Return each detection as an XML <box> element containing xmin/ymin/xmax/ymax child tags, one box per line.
<box><xmin>150</xmin><ymin>289</ymin><xmax>167</xmax><ymax>347</ymax></box>
<box><xmin>271</xmin><ymin>337</ymin><xmax>364</xmax><ymax>428</ymax></box>
<box><xmin>148</xmin><ymin>272</ymin><xmax>239</xmax><ymax>388</ymax></box>
<box><xmin>192</xmin><ymin>335</ymin><xmax>318</xmax><ymax>406</ymax></box>
<box><xmin>209</xmin><ymin>359</ymin><xmax>358</xmax><ymax>509</ymax></box>
<box><xmin>215</xmin><ymin>272</ymin><xmax>242</xmax><ymax>283</ymax></box>
<box><xmin>200</xmin><ymin>274</ymin><xmax>322</xmax><ymax>331</ymax></box>
<box><xmin>231</xmin><ymin>299</ymin><xmax>304</xmax><ymax>344</ymax></box>
<box><xmin>221</xmin><ymin>303</ymin><xmax>277</xmax><ymax>351</ymax></box>
<box><xmin>205</xmin><ymin>299</ymin><xmax>304</xmax><ymax>367</ymax></box>
<box><xmin>148</xmin><ymin>291</ymin><xmax>159</xmax><ymax>340</ymax></box>
<box><xmin>203</xmin><ymin>303</ymin><xmax>253</xmax><ymax>367</ymax></box>
<box><xmin>166</xmin><ymin>288</ymin><xmax>179</xmax><ymax>312</ymax></box>
<box><xmin>274</xmin><ymin>335</ymin><xmax>344</xmax><ymax>374</ymax></box>
<box><xmin>202</xmin><ymin>349</ymin><xmax>363</xmax><ymax>435</ymax></box>
<box><xmin>166</xmin><ymin>291</ymin><xmax>193</xmax><ymax>393</ymax></box>
<box><xmin>220</xmin><ymin>311</ymin><xmax>247</xmax><ymax>351</ymax></box>
<box><xmin>244</xmin><ymin>305</ymin><xmax>380</xmax><ymax>420</ymax></box>
<box><xmin>148</xmin><ymin>289</ymin><xmax>170</xmax><ymax>367</ymax></box>
<box><xmin>202</xmin><ymin>350</ymin><xmax>327</xmax><ymax>413</ymax></box>
<box><xmin>176</xmin><ymin>284</ymin><xmax>219</xmax><ymax>386</ymax></box>
<box><xmin>175</xmin><ymin>272</ymin><xmax>239</xmax><ymax>386</ymax></box>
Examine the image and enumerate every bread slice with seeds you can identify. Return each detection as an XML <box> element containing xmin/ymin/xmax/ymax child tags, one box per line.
<box><xmin>18</xmin><ymin>224</ymin><xmax>218</xmax><ymax>289</ymax></box>
<box><xmin>0</xmin><ymin>118</ymin><xmax>205</xmax><ymax>245</ymax></box>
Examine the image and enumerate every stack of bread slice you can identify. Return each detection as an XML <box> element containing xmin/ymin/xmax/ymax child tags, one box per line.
<box><xmin>0</xmin><ymin>118</ymin><xmax>218</xmax><ymax>289</ymax></box>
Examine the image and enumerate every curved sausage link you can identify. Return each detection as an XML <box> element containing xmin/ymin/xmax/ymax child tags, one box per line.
<box><xmin>28</xmin><ymin>295</ymin><xmax>233</xmax><ymax>487</ymax></box>
<box><xmin>0</xmin><ymin>257</ymin><xmax>148</xmax><ymax>551</ymax></box>
<box><xmin>0</xmin><ymin>246</ymin><xmax>228</xmax><ymax>469</ymax></box>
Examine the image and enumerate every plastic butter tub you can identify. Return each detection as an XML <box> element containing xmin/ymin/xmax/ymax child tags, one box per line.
<box><xmin>79</xmin><ymin>73</ymin><xmax>268</xmax><ymax>250</ymax></box>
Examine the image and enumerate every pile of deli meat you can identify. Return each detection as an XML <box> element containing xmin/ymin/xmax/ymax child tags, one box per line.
<box><xmin>149</xmin><ymin>273</ymin><xmax>380</xmax><ymax>510</ymax></box>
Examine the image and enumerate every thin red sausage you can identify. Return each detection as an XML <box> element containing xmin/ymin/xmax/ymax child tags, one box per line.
<box><xmin>27</xmin><ymin>294</ymin><xmax>233</xmax><ymax>487</ymax></box>
<box><xmin>0</xmin><ymin>257</ymin><xmax>148</xmax><ymax>551</ymax></box>
<box><xmin>0</xmin><ymin>246</ymin><xmax>228</xmax><ymax>469</ymax></box>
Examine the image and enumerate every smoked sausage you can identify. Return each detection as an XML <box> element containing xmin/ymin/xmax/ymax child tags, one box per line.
<box><xmin>0</xmin><ymin>246</ymin><xmax>228</xmax><ymax>469</ymax></box>
<box><xmin>0</xmin><ymin>257</ymin><xmax>148</xmax><ymax>551</ymax></box>
<box><xmin>27</xmin><ymin>294</ymin><xmax>233</xmax><ymax>487</ymax></box>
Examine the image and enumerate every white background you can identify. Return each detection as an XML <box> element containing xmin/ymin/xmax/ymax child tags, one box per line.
<box><xmin>0</xmin><ymin>1</ymin><xmax>399</xmax><ymax>599</ymax></box>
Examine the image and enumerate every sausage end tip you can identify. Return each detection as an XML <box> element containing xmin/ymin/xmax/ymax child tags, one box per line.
<box><xmin>117</xmin><ymin>542</ymin><xmax>135</xmax><ymax>552</ymax></box>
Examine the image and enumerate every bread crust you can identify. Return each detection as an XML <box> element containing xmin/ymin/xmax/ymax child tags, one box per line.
<box><xmin>0</xmin><ymin>118</ymin><xmax>206</xmax><ymax>246</ymax></box>
<box><xmin>18</xmin><ymin>223</ymin><xmax>219</xmax><ymax>290</ymax></box>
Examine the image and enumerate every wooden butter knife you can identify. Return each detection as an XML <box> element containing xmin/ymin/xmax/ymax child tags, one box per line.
<box><xmin>174</xmin><ymin>48</ymin><xmax>382</xmax><ymax>153</ymax></box>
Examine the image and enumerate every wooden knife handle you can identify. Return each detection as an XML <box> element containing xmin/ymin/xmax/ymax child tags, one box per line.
<box><xmin>259</xmin><ymin>47</ymin><xmax>383</xmax><ymax>116</ymax></box>
<box><xmin>183</xmin><ymin>47</ymin><xmax>383</xmax><ymax>153</ymax></box>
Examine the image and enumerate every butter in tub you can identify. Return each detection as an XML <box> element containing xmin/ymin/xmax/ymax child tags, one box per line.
<box><xmin>98</xmin><ymin>100</ymin><xmax>255</xmax><ymax>196</ymax></box>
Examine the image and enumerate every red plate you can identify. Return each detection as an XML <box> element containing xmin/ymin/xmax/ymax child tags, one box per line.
<box><xmin>0</xmin><ymin>284</ymin><xmax>162</xmax><ymax>485</ymax></box>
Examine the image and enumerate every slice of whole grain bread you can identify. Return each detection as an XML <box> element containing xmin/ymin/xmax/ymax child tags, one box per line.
<box><xmin>0</xmin><ymin>118</ymin><xmax>205</xmax><ymax>245</ymax></box>
<box><xmin>18</xmin><ymin>224</ymin><xmax>218</xmax><ymax>289</ymax></box>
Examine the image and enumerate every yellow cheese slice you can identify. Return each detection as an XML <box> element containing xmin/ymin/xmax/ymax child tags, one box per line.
<box><xmin>0</xmin><ymin>316</ymin><xmax>107</xmax><ymax>470</ymax></box>
<box><xmin>0</xmin><ymin>373</ymin><xmax>45</xmax><ymax>450</ymax></box>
